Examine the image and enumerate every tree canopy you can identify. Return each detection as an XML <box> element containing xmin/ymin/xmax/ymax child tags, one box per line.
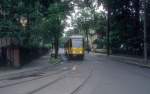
<box><xmin>66</xmin><ymin>0</ymin><xmax>149</xmax><ymax>56</ymax></box>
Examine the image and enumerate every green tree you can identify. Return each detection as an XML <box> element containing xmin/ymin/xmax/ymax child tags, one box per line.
<box><xmin>100</xmin><ymin>0</ymin><xmax>143</xmax><ymax>55</ymax></box>
<box><xmin>41</xmin><ymin>1</ymin><xmax>71</xmax><ymax>58</ymax></box>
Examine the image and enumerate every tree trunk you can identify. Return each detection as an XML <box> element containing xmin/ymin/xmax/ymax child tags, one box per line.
<box><xmin>86</xmin><ymin>30</ymin><xmax>89</xmax><ymax>53</ymax></box>
<box><xmin>54</xmin><ymin>35</ymin><xmax>59</xmax><ymax>58</ymax></box>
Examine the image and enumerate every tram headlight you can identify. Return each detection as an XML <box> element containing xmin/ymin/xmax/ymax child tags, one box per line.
<box><xmin>79</xmin><ymin>51</ymin><xmax>82</xmax><ymax>54</ymax></box>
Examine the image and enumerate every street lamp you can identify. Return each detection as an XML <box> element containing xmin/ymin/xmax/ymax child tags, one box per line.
<box><xmin>20</xmin><ymin>16</ymin><xmax>28</xmax><ymax>31</ymax></box>
<box><xmin>20</xmin><ymin>16</ymin><xmax>28</xmax><ymax>45</ymax></box>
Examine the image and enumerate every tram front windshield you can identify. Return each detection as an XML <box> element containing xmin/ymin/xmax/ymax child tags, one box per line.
<box><xmin>72</xmin><ymin>38</ymin><xmax>83</xmax><ymax>48</ymax></box>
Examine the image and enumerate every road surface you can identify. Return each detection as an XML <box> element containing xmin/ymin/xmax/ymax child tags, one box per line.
<box><xmin>0</xmin><ymin>52</ymin><xmax>150</xmax><ymax>94</ymax></box>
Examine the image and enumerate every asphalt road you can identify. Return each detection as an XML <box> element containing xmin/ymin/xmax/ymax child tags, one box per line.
<box><xmin>0</xmin><ymin>52</ymin><xmax>150</xmax><ymax>94</ymax></box>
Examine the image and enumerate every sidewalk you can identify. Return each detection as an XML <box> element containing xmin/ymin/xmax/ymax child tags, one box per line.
<box><xmin>0</xmin><ymin>48</ymin><xmax>65</xmax><ymax>80</ymax></box>
<box><xmin>95</xmin><ymin>52</ymin><xmax>150</xmax><ymax>68</ymax></box>
<box><xmin>0</xmin><ymin>53</ymin><xmax>52</xmax><ymax>80</ymax></box>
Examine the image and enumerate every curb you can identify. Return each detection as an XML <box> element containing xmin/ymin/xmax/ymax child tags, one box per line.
<box><xmin>123</xmin><ymin>61</ymin><xmax>150</xmax><ymax>69</ymax></box>
<box><xmin>95</xmin><ymin>53</ymin><xmax>150</xmax><ymax>69</ymax></box>
<box><xmin>109</xmin><ymin>55</ymin><xmax>150</xmax><ymax>69</ymax></box>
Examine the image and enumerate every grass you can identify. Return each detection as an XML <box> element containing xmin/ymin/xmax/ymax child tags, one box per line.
<box><xmin>49</xmin><ymin>55</ymin><xmax>62</xmax><ymax>64</ymax></box>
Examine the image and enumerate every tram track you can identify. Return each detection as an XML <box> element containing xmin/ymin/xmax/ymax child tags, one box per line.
<box><xmin>27</xmin><ymin>63</ymin><xmax>94</xmax><ymax>94</ymax></box>
<box><xmin>0</xmin><ymin>65</ymin><xmax>71</xmax><ymax>89</ymax></box>
<box><xmin>70</xmin><ymin>67</ymin><xmax>93</xmax><ymax>94</ymax></box>
<box><xmin>27</xmin><ymin>74</ymin><xmax>66</xmax><ymax>94</ymax></box>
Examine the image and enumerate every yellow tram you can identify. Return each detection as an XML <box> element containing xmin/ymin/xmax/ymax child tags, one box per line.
<box><xmin>64</xmin><ymin>35</ymin><xmax>85</xmax><ymax>59</ymax></box>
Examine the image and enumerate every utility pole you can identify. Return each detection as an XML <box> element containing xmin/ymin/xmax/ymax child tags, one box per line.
<box><xmin>107</xmin><ymin>6</ymin><xmax>110</xmax><ymax>56</ymax></box>
<box><xmin>143</xmin><ymin>0</ymin><xmax>148</xmax><ymax>64</ymax></box>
